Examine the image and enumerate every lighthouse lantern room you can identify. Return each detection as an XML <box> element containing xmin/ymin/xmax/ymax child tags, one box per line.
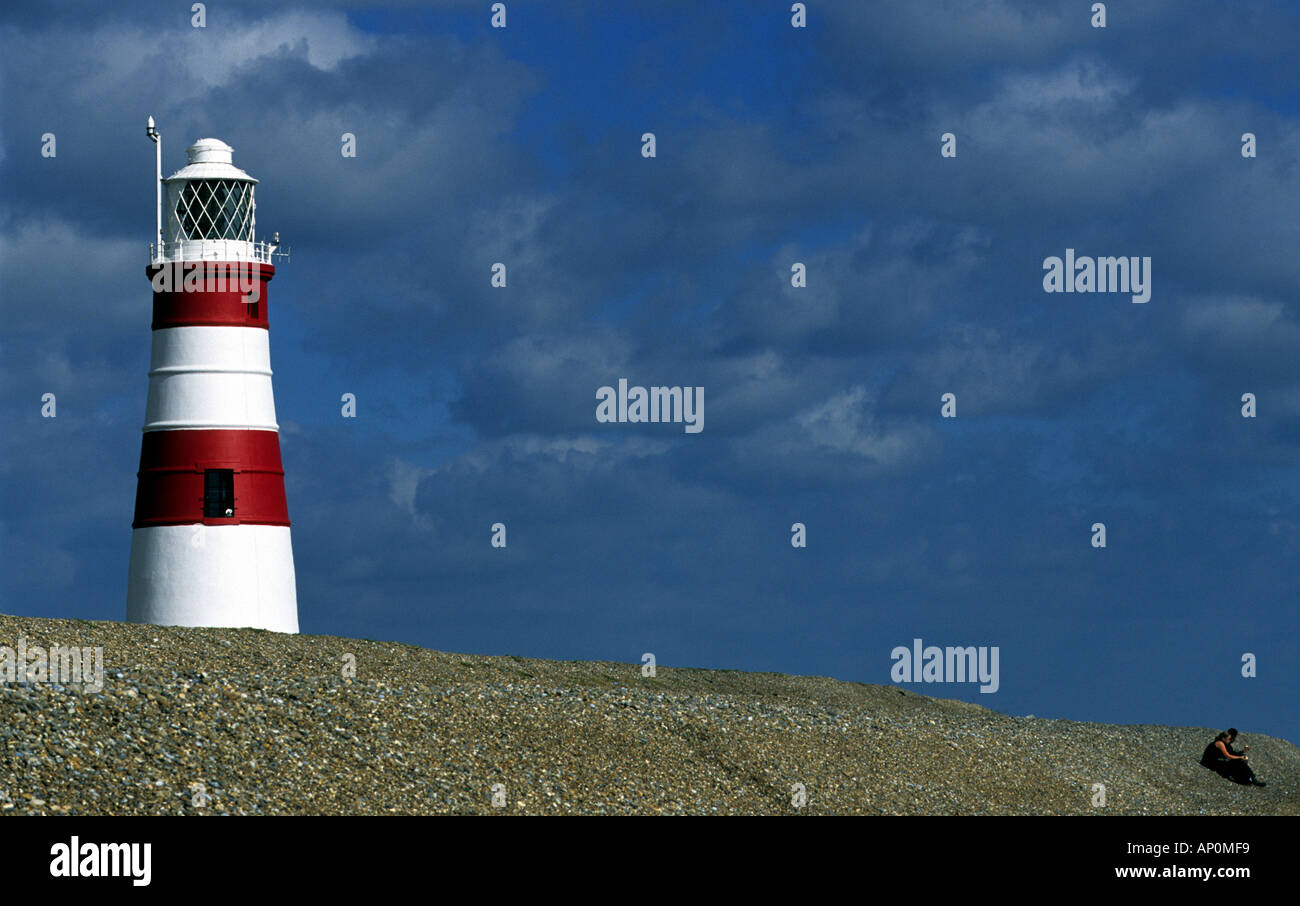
<box><xmin>126</xmin><ymin>120</ymin><xmax>298</xmax><ymax>633</ymax></box>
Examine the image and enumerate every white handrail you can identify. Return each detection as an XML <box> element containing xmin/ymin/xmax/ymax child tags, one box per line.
<box><xmin>149</xmin><ymin>239</ymin><xmax>289</xmax><ymax>265</ymax></box>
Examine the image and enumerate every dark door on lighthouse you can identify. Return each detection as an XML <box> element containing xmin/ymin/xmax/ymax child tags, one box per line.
<box><xmin>202</xmin><ymin>469</ymin><xmax>235</xmax><ymax>518</ymax></box>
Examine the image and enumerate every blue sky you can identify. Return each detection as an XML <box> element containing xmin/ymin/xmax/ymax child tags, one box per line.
<box><xmin>1</xmin><ymin>1</ymin><xmax>1297</xmax><ymax>743</ymax></box>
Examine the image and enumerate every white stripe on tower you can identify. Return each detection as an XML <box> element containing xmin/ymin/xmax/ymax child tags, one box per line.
<box><xmin>143</xmin><ymin>326</ymin><xmax>278</xmax><ymax>431</ymax></box>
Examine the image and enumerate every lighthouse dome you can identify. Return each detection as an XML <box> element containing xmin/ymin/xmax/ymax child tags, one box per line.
<box><xmin>187</xmin><ymin>138</ymin><xmax>233</xmax><ymax>163</ymax></box>
<box><xmin>164</xmin><ymin>137</ymin><xmax>257</xmax><ymax>184</ymax></box>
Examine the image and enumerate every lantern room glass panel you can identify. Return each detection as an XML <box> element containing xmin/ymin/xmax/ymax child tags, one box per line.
<box><xmin>173</xmin><ymin>179</ymin><xmax>254</xmax><ymax>241</ymax></box>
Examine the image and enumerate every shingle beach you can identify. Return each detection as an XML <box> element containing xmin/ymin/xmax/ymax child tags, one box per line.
<box><xmin>1</xmin><ymin>614</ymin><xmax>1294</xmax><ymax>815</ymax></box>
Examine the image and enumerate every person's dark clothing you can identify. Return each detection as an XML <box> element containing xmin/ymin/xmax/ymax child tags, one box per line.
<box><xmin>1201</xmin><ymin>739</ymin><xmax>1257</xmax><ymax>784</ymax></box>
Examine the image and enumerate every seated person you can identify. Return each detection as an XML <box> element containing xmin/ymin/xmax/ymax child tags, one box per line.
<box><xmin>1200</xmin><ymin>728</ymin><xmax>1265</xmax><ymax>786</ymax></box>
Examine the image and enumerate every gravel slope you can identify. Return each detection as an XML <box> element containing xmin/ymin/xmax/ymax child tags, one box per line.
<box><xmin>0</xmin><ymin>614</ymin><xmax>1294</xmax><ymax>815</ymax></box>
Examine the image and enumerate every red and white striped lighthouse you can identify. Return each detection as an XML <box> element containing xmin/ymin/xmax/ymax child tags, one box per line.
<box><xmin>126</xmin><ymin>120</ymin><xmax>298</xmax><ymax>632</ymax></box>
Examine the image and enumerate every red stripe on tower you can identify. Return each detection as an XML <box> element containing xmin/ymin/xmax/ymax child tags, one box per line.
<box><xmin>133</xmin><ymin>429</ymin><xmax>289</xmax><ymax>527</ymax></box>
<box><xmin>148</xmin><ymin>261</ymin><xmax>275</xmax><ymax>329</ymax></box>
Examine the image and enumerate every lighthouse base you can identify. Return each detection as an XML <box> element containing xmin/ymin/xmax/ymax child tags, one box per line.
<box><xmin>126</xmin><ymin>524</ymin><xmax>299</xmax><ymax>633</ymax></box>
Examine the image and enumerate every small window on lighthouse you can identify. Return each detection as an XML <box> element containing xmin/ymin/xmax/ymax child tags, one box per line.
<box><xmin>203</xmin><ymin>469</ymin><xmax>235</xmax><ymax>519</ymax></box>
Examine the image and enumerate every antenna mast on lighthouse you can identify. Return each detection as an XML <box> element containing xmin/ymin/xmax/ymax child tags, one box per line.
<box><xmin>146</xmin><ymin>116</ymin><xmax>161</xmax><ymax>257</ymax></box>
<box><xmin>126</xmin><ymin>120</ymin><xmax>299</xmax><ymax>633</ymax></box>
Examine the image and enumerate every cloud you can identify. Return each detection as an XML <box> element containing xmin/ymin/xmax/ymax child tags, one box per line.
<box><xmin>795</xmin><ymin>386</ymin><xmax>924</xmax><ymax>462</ymax></box>
<box><xmin>882</xmin><ymin>322</ymin><xmax>1151</xmax><ymax>417</ymax></box>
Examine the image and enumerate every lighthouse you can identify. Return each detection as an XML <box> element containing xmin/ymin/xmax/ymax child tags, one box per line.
<box><xmin>126</xmin><ymin>120</ymin><xmax>298</xmax><ymax>633</ymax></box>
